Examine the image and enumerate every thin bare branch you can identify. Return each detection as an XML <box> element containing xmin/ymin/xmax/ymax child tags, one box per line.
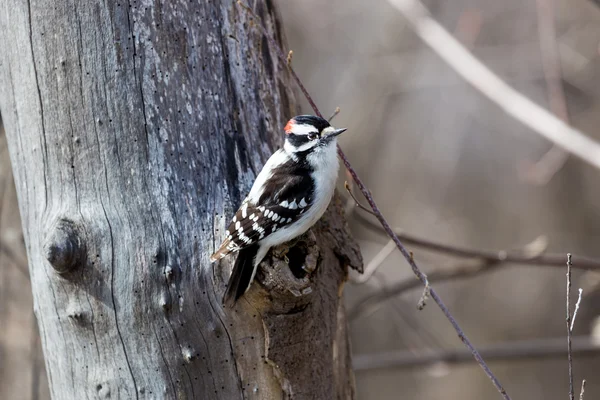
<box><xmin>579</xmin><ymin>380</ymin><xmax>586</xmax><ymax>400</ymax></box>
<box><xmin>341</xmin><ymin>169</ymin><xmax>510</xmax><ymax>398</ymax></box>
<box><xmin>328</xmin><ymin>107</ymin><xmax>341</xmax><ymax>122</ymax></box>
<box><xmin>352</xmin><ymin>335</ymin><xmax>600</xmax><ymax>371</ymax></box>
<box><xmin>349</xmin><ymin>259</ymin><xmax>497</xmax><ymax>321</ymax></box>
<box><xmin>343</xmin><ymin>171</ymin><xmax>357</xmax><ymax>216</ymax></box>
<box><xmin>522</xmin><ymin>145</ymin><xmax>570</xmax><ymax>186</ymax></box>
<box><xmin>354</xmin><ymin>212</ymin><xmax>600</xmax><ymax>270</ymax></box>
<box><xmin>344</xmin><ymin>181</ymin><xmax>376</xmax><ymax>216</ymax></box>
<box><xmin>417</xmin><ymin>278</ymin><xmax>430</xmax><ymax>310</ymax></box>
<box><xmin>237</xmin><ymin>2</ymin><xmax>511</xmax><ymax>398</ymax></box>
<box><xmin>351</xmin><ymin>239</ymin><xmax>395</xmax><ymax>284</ymax></box>
<box><xmin>236</xmin><ymin>1</ymin><xmax>321</xmax><ymax>118</ymax></box>
<box><xmin>349</xmin><ymin>236</ymin><xmax>546</xmax><ymax>321</ymax></box>
<box><xmin>571</xmin><ymin>288</ymin><xmax>583</xmax><ymax>332</ymax></box>
<box><xmin>567</xmin><ymin>254</ymin><xmax>575</xmax><ymax>400</ymax></box>
<box><xmin>386</xmin><ymin>0</ymin><xmax>600</xmax><ymax>171</ymax></box>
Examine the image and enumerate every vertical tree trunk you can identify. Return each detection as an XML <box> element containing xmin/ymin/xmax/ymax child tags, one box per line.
<box><xmin>0</xmin><ymin>1</ymin><xmax>361</xmax><ymax>399</ymax></box>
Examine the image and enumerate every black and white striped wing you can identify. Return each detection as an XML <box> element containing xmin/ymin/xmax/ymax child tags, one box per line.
<box><xmin>210</xmin><ymin>174</ymin><xmax>313</xmax><ymax>261</ymax></box>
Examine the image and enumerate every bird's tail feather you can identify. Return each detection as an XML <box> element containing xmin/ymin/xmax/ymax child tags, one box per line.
<box><xmin>223</xmin><ymin>243</ymin><xmax>259</xmax><ymax>308</ymax></box>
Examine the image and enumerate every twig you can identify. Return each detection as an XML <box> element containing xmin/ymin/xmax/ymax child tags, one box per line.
<box><xmin>236</xmin><ymin>1</ymin><xmax>321</xmax><ymax>118</ymax></box>
<box><xmin>522</xmin><ymin>146</ymin><xmax>569</xmax><ymax>185</ymax></box>
<box><xmin>579</xmin><ymin>380</ymin><xmax>586</xmax><ymax>400</ymax></box>
<box><xmin>386</xmin><ymin>0</ymin><xmax>600</xmax><ymax>171</ymax></box>
<box><xmin>238</xmin><ymin>3</ymin><xmax>511</xmax><ymax>398</ymax></box>
<box><xmin>352</xmin><ymin>239</ymin><xmax>396</xmax><ymax>283</ymax></box>
<box><xmin>567</xmin><ymin>253</ymin><xmax>574</xmax><ymax>400</ymax></box>
<box><xmin>370</xmin><ymin>273</ymin><xmax>446</xmax><ymax>350</ymax></box>
<box><xmin>343</xmin><ymin>170</ymin><xmax>357</xmax><ymax>216</ymax></box>
<box><xmin>344</xmin><ymin>181</ymin><xmax>376</xmax><ymax>216</ymax></box>
<box><xmin>352</xmin><ymin>335</ymin><xmax>600</xmax><ymax>371</ymax></box>
<box><xmin>349</xmin><ymin>260</ymin><xmax>497</xmax><ymax>321</ymax></box>
<box><xmin>349</xmin><ymin>236</ymin><xmax>546</xmax><ymax>321</ymax></box>
<box><xmin>354</xmin><ymin>212</ymin><xmax>600</xmax><ymax>271</ymax></box>
<box><xmin>417</xmin><ymin>278</ymin><xmax>430</xmax><ymax>310</ymax></box>
<box><xmin>339</xmin><ymin>174</ymin><xmax>511</xmax><ymax>398</ymax></box>
<box><xmin>566</xmin><ymin>259</ymin><xmax>586</xmax><ymax>400</ymax></box>
<box><xmin>328</xmin><ymin>107</ymin><xmax>341</xmax><ymax>122</ymax></box>
<box><xmin>571</xmin><ymin>288</ymin><xmax>583</xmax><ymax>331</ymax></box>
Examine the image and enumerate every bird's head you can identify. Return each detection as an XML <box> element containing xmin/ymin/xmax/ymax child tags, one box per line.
<box><xmin>282</xmin><ymin>115</ymin><xmax>347</xmax><ymax>155</ymax></box>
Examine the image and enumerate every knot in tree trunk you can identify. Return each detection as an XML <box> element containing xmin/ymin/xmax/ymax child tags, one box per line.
<box><xmin>43</xmin><ymin>218</ymin><xmax>86</xmax><ymax>274</ymax></box>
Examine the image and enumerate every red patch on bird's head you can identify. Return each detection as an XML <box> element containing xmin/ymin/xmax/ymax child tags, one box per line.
<box><xmin>284</xmin><ymin>119</ymin><xmax>295</xmax><ymax>135</ymax></box>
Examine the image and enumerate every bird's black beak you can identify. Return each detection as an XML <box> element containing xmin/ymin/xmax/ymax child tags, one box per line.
<box><xmin>326</xmin><ymin>128</ymin><xmax>347</xmax><ymax>138</ymax></box>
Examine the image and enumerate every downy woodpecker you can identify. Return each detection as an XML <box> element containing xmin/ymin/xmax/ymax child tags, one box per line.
<box><xmin>211</xmin><ymin>115</ymin><xmax>347</xmax><ymax>307</ymax></box>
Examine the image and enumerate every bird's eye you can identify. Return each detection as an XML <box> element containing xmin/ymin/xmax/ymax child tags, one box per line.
<box><xmin>308</xmin><ymin>132</ymin><xmax>319</xmax><ymax>140</ymax></box>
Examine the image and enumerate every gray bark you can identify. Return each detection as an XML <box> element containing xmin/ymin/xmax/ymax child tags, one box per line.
<box><xmin>0</xmin><ymin>1</ymin><xmax>362</xmax><ymax>399</ymax></box>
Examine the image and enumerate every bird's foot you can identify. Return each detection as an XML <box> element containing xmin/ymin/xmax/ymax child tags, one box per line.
<box><xmin>272</xmin><ymin>231</ymin><xmax>316</xmax><ymax>265</ymax></box>
<box><xmin>272</xmin><ymin>246</ymin><xmax>291</xmax><ymax>263</ymax></box>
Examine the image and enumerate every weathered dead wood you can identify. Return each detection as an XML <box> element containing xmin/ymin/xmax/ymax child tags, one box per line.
<box><xmin>0</xmin><ymin>1</ymin><xmax>361</xmax><ymax>398</ymax></box>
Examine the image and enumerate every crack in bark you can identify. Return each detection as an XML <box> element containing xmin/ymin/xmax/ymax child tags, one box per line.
<box><xmin>207</xmin><ymin>293</ymin><xmax>245</xmax><ymax>395</ymax></box>
<box><xmin>26</xmin><ymin>0</ymin><xmax>49</xmax><ymax>211</ymax></box>
<box><xmin>100</xmin><ymin>200</ymin><xmax>139</xmax><ymax>399</ymax></box>
<box><xmin>125</xmin><ymin>1</ymin><xmax>150</xmax><ymax>162</ymax></box>
<box><xmin>164</xmin><ymin>315</ymin><xmax>196</xmax><ymax>398</ymax></box>
<box><xmin>153</xmin><ymin>327</ymin><xmax>177</xmax><ymax>397</ymax></box>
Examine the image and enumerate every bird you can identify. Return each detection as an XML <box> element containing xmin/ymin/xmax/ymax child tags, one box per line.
<box><xmin>211</xmin><ymin>115</ymin><xmax>347</xmax><ymax>307</ymax></box>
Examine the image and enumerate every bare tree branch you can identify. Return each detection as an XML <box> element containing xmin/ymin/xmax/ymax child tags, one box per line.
<box><xmin>566</xmin><ymin>255</ymin><xmax>587</xmax><ymax>400</ymax></box>
<box><xmin>345</xmin><ymin>181</ymin><xmax>376</xmax><ymax>217</ymax></box>
<box><xmin>351</xmin><ymin>239</ymin><xmax>396</xmax><ymax>284</ymax></box>
<box><xmin>237</xmin><ymin>2</ymin><xmax>511</xmax><ymax>398</ymax></box>
<box><xmin>340</xmin><ymin>165</ymin><xmax>511</xmax><ymax>399</ymax></box>
<box><xmin>579</xmin><ymin>380</ymin><xmax>586</xmax><ymax>400</ymax></box>
<box><xmin>348</xmin><ymin>215</ymin><xmax>600</xmax><ymax>320</ymax></box>
<box><xmin>349</xmin><ymin>259</ymin><xmax>498</xmax><ymax>321</ymax></box>
<box><xmin>572</xmin><ymin>288</ymin><xmax>583</xmax><ymax>331</ymax></box>
<box><xmin>386</xmin><ymin>0</ymin><xmax>600</xmax><ymax>171</ymax></box>
<box><xmin>352</xmin><ymin>336</ymin><xmax>600</xmax><ymax>371</ymax></box>
<box><xmin>348</xmin><ymin>235</ymin><xmax>547</xmax><ymax>321</ymax></box>
<box><xmin>354</xmin><ymin>211</ymin><xmax>600</xmax><ymax>270</ymax></box>
<box><xmin>328</xmin><ymin>107</ymin><xmax>341</xmax><ymax>122</ymax></box>
<box><xmin>567</xmin><ymin>254</ymin><xmax>575</xmax><ymax>400</ymax></box>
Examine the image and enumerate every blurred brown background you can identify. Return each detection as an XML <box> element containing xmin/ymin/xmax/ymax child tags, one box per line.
<box><xmin>0</xmin><ymin>123</ymin><xmax>49</xmax><ymax>398</ymax></box>
<box><xmin>2</xmin><ymin>0</ymin><xmax>600</xmax><ymax>398</ymax></box>
<box><xmin>279</xmin><ymin>0</ymin><xmax>600</xmax><ymax>398</ymax></box>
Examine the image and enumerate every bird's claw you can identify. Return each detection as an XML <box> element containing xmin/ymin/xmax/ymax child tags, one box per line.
<box><xmin>273</xmin><ymin>246</ymin><xmax>290</xmax><ymax>262</ymax></box>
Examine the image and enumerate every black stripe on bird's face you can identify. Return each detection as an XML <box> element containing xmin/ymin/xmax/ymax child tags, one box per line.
<box><xmin>286</xmin><ymin>132</ymin><xmax>312</xmax><ymax>147</ymax></box>
<box><xmin>284</xmin><ymin>130</ymin><xmax>320</xmax><ymax>153</ymax></box>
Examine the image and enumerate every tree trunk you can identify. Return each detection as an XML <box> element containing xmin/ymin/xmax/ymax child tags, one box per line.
<box><xmin>0</xmin><ymin>1</ymin><xmax>361</xmax><ymax>399</ymax></box>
